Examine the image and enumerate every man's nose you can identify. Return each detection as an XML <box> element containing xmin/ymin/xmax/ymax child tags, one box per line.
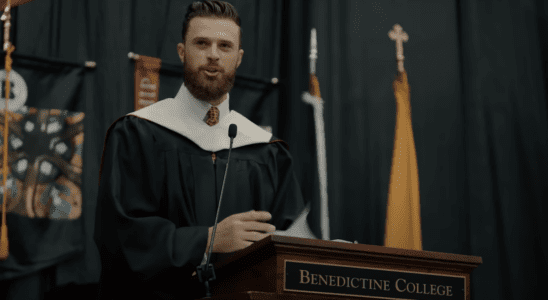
<box><xmin>207</xmin><ymin>44</ymin><xmax>221</xmax><ymax>60</ymax></box>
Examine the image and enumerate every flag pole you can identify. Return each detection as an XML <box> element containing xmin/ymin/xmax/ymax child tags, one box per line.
<box><xmin>0</xmin><ymin>0</ymin><xmax>14</xmax><ymax>261</ymax></box>
<box><xmin>303</xmin><ymin>28</ymin><xmax>330</xmax><ymax>241</ymax></box>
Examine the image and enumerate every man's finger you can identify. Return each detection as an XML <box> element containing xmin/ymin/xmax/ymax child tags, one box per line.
<box><xmin>238</xmin><ymin>210</ymin><xmax>272</xmax><ymax>221</ymax></box>
<box><xmin>242</xmin><ymin>221</ymin><xmax>276</xmax><ymax>233</ymax></box>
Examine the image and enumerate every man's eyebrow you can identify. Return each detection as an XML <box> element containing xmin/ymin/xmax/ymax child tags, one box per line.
<box><xmin>192</xmin><ymin>37</ymin><xmax>234</xmax><ymax>45</ymax></box>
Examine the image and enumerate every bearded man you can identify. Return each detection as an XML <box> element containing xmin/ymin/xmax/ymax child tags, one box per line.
<box><xmin>93</xmin><ymin>1</ymin><xmax>304</xmax><ymax>299</ymax></box>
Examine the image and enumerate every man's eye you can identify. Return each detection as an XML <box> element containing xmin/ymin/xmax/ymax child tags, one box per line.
<box><xmin>197</xmin><ymin>41</ymin><xmax>207</xmax><ymax>45</ymax></box>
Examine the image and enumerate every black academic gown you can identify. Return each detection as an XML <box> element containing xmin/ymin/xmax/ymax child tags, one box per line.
<box><xmin>93</xmin><ymin>116</ymin><xmax>304</xmax><ymax>300</ymax></box>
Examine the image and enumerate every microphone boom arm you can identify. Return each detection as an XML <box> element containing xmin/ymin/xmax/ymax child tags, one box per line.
<box><xmin>196</xmin><ymin>124</ymin><xmax>238</xmax><ymax>298</ymax></box>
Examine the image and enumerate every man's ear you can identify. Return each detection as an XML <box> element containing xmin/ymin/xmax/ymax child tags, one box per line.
<box><xmin>177</xmin><ymin>43</ymin><xmax>185</xmax><ymax>63</ymax></box>
<box><xmin>236</xmin><ymin>49</ymin><xmax>244</xmax><ymax>68</ymax></box>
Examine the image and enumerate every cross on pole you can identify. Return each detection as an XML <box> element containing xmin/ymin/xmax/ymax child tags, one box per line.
<box><xmin>389</xmin><ymin>24</ymin><xmax>408</xmax><ymax>73</ymax></box>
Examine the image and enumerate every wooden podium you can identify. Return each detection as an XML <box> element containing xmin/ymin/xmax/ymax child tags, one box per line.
<box><xmin>194</xmin><ymin>235</ymin><xmax>482</xmax><ymax>300</ymax></box>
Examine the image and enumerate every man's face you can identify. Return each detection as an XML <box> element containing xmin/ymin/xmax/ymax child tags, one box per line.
<box><xmin>177</xmin><ymin>17</ymin><xmax>244</xmax><ymax>103</ymax></box>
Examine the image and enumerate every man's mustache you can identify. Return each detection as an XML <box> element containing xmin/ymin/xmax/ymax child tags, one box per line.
<box><xmin>201</xmin><ymin>66</ymin><xmax>223</xmax><ymax>72</ymax></box>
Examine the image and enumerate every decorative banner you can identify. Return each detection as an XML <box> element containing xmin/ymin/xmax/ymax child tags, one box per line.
<box><xmin>0</xmin><ymin>106</ymin><xmax>84</xmax><ymax>220</ymax></box>
<box><xmin>0</xmin><ymin>54</ymin><xmax>86</xmax><ymax>281</ymax></box>
<box><xmin>134</xmin><ymin>55</ymin><xmax>161</xmax><ymax>111</ymax></box>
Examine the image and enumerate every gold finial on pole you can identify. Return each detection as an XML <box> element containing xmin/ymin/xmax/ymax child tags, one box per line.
<box><xmin>0</xmin><ymin>0</ymin><xmax>14</xmax><ymax>261</ymax></box>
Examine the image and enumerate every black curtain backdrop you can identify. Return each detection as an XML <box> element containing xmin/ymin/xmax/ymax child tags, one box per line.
<box><xmin>301</xmin><ymin>0</ymin><xmax>468</xmax><ymax>254</ymax></box>
<box><xmin>0</xmin><ymin>0</ymin><xmax>545</xmax><ymax>299</ymax></box>
<box><xmin>284</xmin><ymin>1</ymin><xmax>548</xmax><ymax>300</ymax></box>
<box><xmin>457</xmin><ymin>0</ymin><xmax>548</xmax><ymax>298</ymax></box>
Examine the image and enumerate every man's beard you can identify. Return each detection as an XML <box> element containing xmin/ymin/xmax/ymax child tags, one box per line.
<box><xmin>184</xmin><ymin>60</ymin><xmax>236</xmax><ymax>102</ymax></box>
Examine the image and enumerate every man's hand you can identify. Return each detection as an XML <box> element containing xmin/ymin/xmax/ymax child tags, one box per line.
<box><xmin>206</xmin><ymin>210</ymin><xmax>276</xmax><ymax>253</ymax></box>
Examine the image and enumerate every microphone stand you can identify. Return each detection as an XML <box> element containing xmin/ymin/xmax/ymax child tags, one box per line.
<box><xmin>196</xmin><ymin>124</ymin><xmax>237</xmax><ymax>298</ymax></box>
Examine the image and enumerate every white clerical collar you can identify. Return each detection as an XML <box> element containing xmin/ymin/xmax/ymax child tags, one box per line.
<box><xmin>182</xmin><ymin>83</ymin><xmax>230</xmax><ymax>124</ymax></box>
<box><xmin>126</xmin><ymin>82</ymin><xmax>272</xmax><ymax>152</ymax></box>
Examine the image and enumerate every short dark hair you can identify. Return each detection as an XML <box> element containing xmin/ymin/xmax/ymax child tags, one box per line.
<box><xmin>182</xmin><ymin>1</ymin><xmax>242</xmax><ymax>49</ymax></box>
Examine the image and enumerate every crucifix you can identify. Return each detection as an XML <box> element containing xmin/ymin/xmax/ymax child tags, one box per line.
<box><xmin>389</xmin><ymin>24</ymin><xmax>409</xmax><ymax>73</ymax></box>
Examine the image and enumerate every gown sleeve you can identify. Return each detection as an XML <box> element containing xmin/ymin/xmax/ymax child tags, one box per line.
<box><xmin>94</xmin><ymin>116</ymin><xmax>209</xmax><ymax>281</ymax></box>
<box><xmin>267</xmin><ymin>142</ymin><xmax>305</xmax><ymax>231</ymax></box>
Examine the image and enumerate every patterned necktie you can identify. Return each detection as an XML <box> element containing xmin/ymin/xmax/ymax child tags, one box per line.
<box><xmin>206</xmin><ymin>106</ymin><xmax>220</xmax><ymax>126</ymax></box>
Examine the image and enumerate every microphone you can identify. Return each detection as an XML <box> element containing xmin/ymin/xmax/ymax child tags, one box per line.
<box><xmin>228</xmin><ymin>124</ymin><xmax>237</xmax><ymax>139</ymax></box>
<box><xmin>196</xmin><ymin>124</ymin><xmax>238</xmax><ymax>298</ymax></box>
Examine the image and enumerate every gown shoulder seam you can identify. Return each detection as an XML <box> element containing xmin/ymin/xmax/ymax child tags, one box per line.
<box><xmin>269</xmin><ymin>139</ymin><xmax>289</xmax><ymax>150</ymax></box>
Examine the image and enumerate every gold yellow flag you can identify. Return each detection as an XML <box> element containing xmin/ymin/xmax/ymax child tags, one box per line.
<box><xmin>384</xmin><ymin>71</ymin><xmax>422</xmax><ymax>250</ymax></box>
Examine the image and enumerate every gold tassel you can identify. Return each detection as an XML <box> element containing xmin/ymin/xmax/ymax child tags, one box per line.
<box><xmin>309</xmin><ymin>74</ymin><xmax>321</xmax><ymax>99</ymax></box>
